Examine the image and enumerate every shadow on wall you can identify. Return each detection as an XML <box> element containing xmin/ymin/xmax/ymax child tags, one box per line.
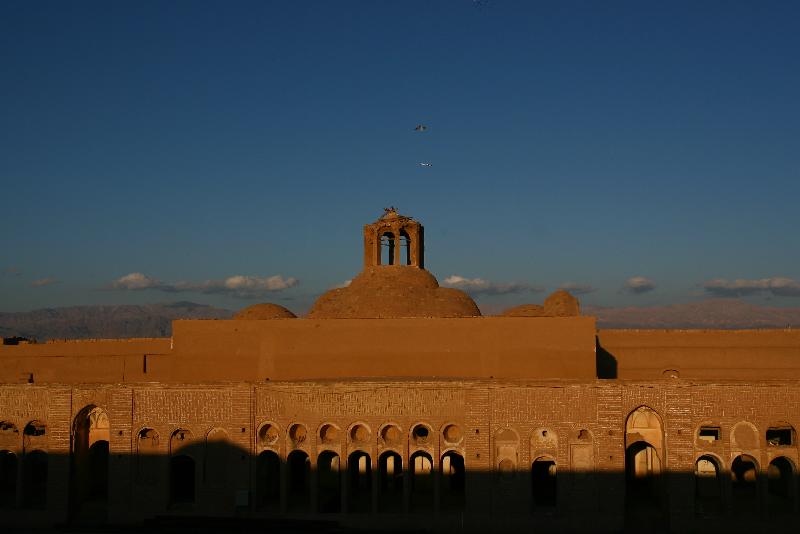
<box><xmin>595</xmin><ymin>336</ymin><xmax>618</xmax><ymax>379</ymax></box>
<box><xmin>1</xmin><ymin>441</ymin><xmax>800</xmax><ymax>532</ymax></box>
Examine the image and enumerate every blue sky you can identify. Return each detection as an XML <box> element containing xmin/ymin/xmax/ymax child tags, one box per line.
<box><xmin>1</xmin><ymin>1</ymin><xmax>799</xmax><ymax>314</ymax></box>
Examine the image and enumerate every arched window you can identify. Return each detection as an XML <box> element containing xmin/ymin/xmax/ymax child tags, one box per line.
<box><xmin>317</xmin><ymin>450</ymin><xmax>341</xmax><ymax>513</ymax></box>
<box><xmin>255</xmin><ymin>450</ymin><xmax>280</xmax><ymax>511</ymax></box>
<box><xmin>694</xmin><ymin>456</ymin><xmax>722</xmax><ymax>516</ymax></box>
<box><xmin>169</xmin><ymin>455</ymin><xmax>195</xmax><ymax>505</ymax></box>
<box><xmin>287</xmin><ymin>450</ymin><xmax>310</xmax><ymax>512</ymax></box>
<box><xmin>440</xmin><ymin>451</ymin><xmax>465</xmax><ymax>512</ymax></box>
<box><xmin>170</xmin><ymin>428</ymin><xmax>193</xmax><ymax>455</ymax></box>
<box><xmin>0</xmin><ymin>450</ymin><xmax>18</xmax><ymax>508</ymax></box>
<box><xmin>531</xmin><ymin>457</ymin><xmax>557</xmax><ymax>511</ymax></box>
<box><xmin>22</xmin><ymin>450</ymin><xmax>47</xmax><ymax>509</ymax></box>
<box><xmin>23</xmin><ymin>421</ymin><xmax>46</xmax><ymax>451</ymax></box>
<box><xmin>731</xmin><ymin>455</ymin><xmax>758</xmax><ymax>514</ymax></box>
<box><xmin>767</xmin><ymin>457</ymin><xmax>794</xmax><ymax>514</ymax></box>
<box><xmin>378</xmin><ymin>450</ymin><xmax>402</xmax><ymax>513</ymax></box>
<box><xmin>400</xmin><ymin>230</ymin><xmax>411</xmax><ymax>265</ymax></box>
<box><xmin>410</xmin><ymin>451</ymin><xmax>433</xmax><ymax>513</ymax></box>
<box><xmin>380</xmin><ymin>232</ymin><xmax>396</xmax><ymax>265</ymax></box>
<box><xmin>348</xmin><ymin>450</ymin><xmax>371</xmax><ymax>513</ymax></box>
<box><xmin>0</xmin><ymin>420</ymin><xmax>19</xmax><ymax>440</ymax></box>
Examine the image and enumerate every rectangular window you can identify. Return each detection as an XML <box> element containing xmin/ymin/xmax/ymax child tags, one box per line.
<box><xmin>698</xmin><ymin>427</ymin><xmax>720</xmax><ymax>443</ymax></box>
<box><xmin>767</xmin><ymin>428</ymin><xmax>793</xmax><ymax>446</ymax></box>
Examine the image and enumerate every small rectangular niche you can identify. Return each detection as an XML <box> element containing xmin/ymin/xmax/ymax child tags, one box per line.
<box><xmin>698</xmin><ymin>427</ymin><xmax>720</xmax><ymax>443</ymax></box>
<box><xmin>767</xmin><ymin>428</ymin><xmax>793</xmax><ymax>446</ymax></box>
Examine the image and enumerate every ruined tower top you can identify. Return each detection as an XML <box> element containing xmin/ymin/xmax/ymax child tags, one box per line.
<box><xmin>363</xmin><ymin>207</ymin><xmax>424</xmax><ymax>269</ymax></box>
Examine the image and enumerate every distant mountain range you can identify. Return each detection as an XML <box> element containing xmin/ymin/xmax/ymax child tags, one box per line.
<box><xmin>587</xmin><ymin>299</ymin><xmax>800</xmax><ymax>329</ymax></box>
<box><xmin>2</xmin><ymin>299</ymin><xmax>799</xmax><ymax>342</ymax></box>
<box><xmin>0</xmin><ymin>302</ymin><xmax>233</xmax><ymax>341</ymax></box>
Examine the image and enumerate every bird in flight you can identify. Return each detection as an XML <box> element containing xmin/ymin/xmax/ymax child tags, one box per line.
<box><xmin>414</xmin><ymin>124</ymin><xmax>428</xmax><ymax>132</ymax></box>
<box><xmin>419</xmin><ymin>162</ymin><xmax>432</xmax><ymax>167</ymax></box>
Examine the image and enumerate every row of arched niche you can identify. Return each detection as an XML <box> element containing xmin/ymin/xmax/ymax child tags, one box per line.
<box><xmin>253</xmin><ymin>421</ymin><xmax>466</xmax><ymax>514</ymax></box>
<box><xmin>623</xmin><ymin>406</ymin><xmax>799</xmax><ymax>517</ymax></box>
<box><xmin>256</xmin><ymin>421</ymin><xmax>464</xmax><ymax>449</ymax></box>
<box><xmin>0</xmin><ymin>406</ymin><xmax>112</xmax><ymax>517</ymax></box>
<box><xmin>2</xmin><ymin>406</ymin><xmax>799</xmax><ymax>517</ymax></box>
<box><xmin>0</xmin><ymin>419</ymin><xmax>47</xmax><ymax>509</ymax></box>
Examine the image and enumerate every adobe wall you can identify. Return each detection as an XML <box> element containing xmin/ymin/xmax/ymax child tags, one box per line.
<box><xmin>161</xmin><ymin>316</ymin><xmax>597</xmax><ymax>381</ymax></box>
<box><xmin>0</xmin><ymin>317</ymin><xmax>597</xmax><ymax>383</ymax></box>
<box><xmin>2</xmin><ymin>378</ymin><xmax>800</xmax><ymax>531</ymax></box>
<box><xmin>597</xmin><ymin>329</ymin><xmax>800</xmax><ymax>380</ymax></box>
<box><xmin>0</xmin><ymin>338</ymin><xmax>170</xmax><ymax>384</ymax></box>
<box><xmin>4</xmin><ymin>324</ymin><xmax>800</xmax><ymax>385</ymax></box>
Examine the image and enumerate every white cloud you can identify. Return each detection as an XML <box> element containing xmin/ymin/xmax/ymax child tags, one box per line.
<box><xmin>110</xmin><ymin>272</ymin><xmax>163</xmax><ymax>290</ymax></box>
<box><xmin>622</xmin><ymin>276</ymin><xmax>656</xmax><ymax>294</ymax></box>
<box><xmin>108</xmin><ymin>273</ymin><xmax>298</xmax><ymax>299</ymax></box>
<box><xmin>332</xmin><ymin>279</ymin><xmax>352</xmax><ymax>289</ymax></box>
<box><xmin>557</xmin><ymin>282</ymin><xmax>596</xmax><ymax>295</ymax></box>
<box><xmin>704</xmin><ymin>277</ymin><xmax>800</xmax><ymax>297</ymax></box>
<box><xmin>31</xmin><ymin>277</ymin><xmax>59</xmax><ymax>288</ymax></box>
<box><xmin>443</xmin><ymin>275</ymin><xmax>543</xmax><ymax>296</ymax></box>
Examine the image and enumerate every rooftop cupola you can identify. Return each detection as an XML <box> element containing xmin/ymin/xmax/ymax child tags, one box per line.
<box><xmin>363</xmin><ymin>207</ymin><xmax>424</xmax><ymax>269</ymax></box>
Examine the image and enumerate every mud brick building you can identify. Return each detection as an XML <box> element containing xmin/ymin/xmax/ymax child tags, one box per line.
<box><xmin>1</xmin><ymin>209</ymin><xmax>799</xmax><ymax>532</ymax></box>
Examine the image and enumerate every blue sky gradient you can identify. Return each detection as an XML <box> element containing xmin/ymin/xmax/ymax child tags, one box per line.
<box><xmin>1</xmin><ymin>1</ymin><xmax>799</xmax><ymax>313</ymax></box>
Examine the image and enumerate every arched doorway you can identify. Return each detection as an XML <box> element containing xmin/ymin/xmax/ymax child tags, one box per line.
<box><xmin>731</xmin><ymin>455</ymin><xmax>759</xmax><ymax>515</ymax></box>
<box><xmin>169</xmin><ymin>455</ymin><xmax>195</xmax><ymax>504</ymax></box>
<box><xmin>256</xmin><ymin>450</ymin><xmax>280</xmax><ymax>511</ymax></box>
<box><xmin>378</xmin><ymin>450</ymin><xmax>402</xmax><ymax>513</ymax></box>
<box><xmin>440</xmin><ymin>451</ymin><xmax>465</xmax><ymax>512</ymax></box>
<box><xmin>531</xmin><ymin>457</ymin><xmax>557</xmax><ymax>511</ymax></box>
<box><xmin>203</xmin><ymin>428</ymin><xmax>229</xmax><ymax>487</ymax></box>
<box><xmin>410</xmin><ymin>451</ymin><xmax>433</xmax><ymax>513</ymax></box>
<box><xmin>135</xmin><ymin>428</ymin><xmax>159</xmax><ymax>486</ymax></box>
<box><xmin>767</xmin><ymin>456</ymin><xmax>794</xmax><ymax>515</ymax></box>
<box><xmin>70</xmin><ymin>406</ymin><xmax>110</xmax><ymax>521</ymax></box>
<box><xmin>317</xmin><ymin>451</ymin><xmax>341</xmax><ymax>513</ymax></box>
<box><xmin>22</xmin><ymin>450</ymin><xmax>47</xmax><ymax>509</ymax></box>
<box><xmin>287</xmin><ymin>450</ymin><xmax>310</xmax><ymax>512</ymax></box>
<box><xmin>694</xmin><ymin>455</ymin><xmax>722</xmax><ymax>516</ymax></box>
<box><xmin>0</xmin><ymin>450</ymin><xmax>17</xmax><ymax>507</ymax></box>
<box><xmin>347</xmin><ymin>450</ymin><xmax>371</xmax><ymax>513</ymax></box>
<box><xmin>625</xmin><ymin>406</ymin><xmax>665</xmax><ymax>523</ymax></box>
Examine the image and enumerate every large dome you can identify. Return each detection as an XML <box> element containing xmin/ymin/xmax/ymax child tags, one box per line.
<box><xmin>307</xmin><ymin>266</ymin><xmax>481</xmax><ymax>319</ymax></box>
<box><xmin>234</xmin><ymin>303</ymin><xmax>297</xmax><ymax>320</ymax></box>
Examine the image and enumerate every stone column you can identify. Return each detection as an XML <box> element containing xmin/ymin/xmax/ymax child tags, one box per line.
<box><xmin>310</xmin><ymin>454</ymin><xmax>318</xmax><ymax>514</ymax></box>
<box><xmin>280</xmin><ymin>456</ymin><xmax>288</xmax><ymax>513</ymax></box>
<box><xmin>341</xmin><ymin>454</ymin><xmax>349</xmax><ymax>514</ymax></box>
<box><xmin>371</xmin><ymin>454</ymin><xmax>378</xmax><ymax>514</ymax></box>
<box><xmin>392</xmin><ymin>227</ymin><xmax>401</xmax><ymax>265</ymax></box>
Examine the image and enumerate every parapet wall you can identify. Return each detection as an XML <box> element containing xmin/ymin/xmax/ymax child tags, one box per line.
<box><xmin>160</xmin><ymin>316</ymin><xmax>597</xmax><ymax>382</ymax></box>
<box><xmin>597</xmin><ymin>328</ymin><xmax>800</xmax><ymax>379</ymax></box>
<box><xmin>4</xmin><ymin>322</ymin><xmax>800</xmax><ymax>384</ymax></box>
<box><xmin>0</xmin><ymin>338</ymin><xmax>170</xmax><ymax>384</ymax></box>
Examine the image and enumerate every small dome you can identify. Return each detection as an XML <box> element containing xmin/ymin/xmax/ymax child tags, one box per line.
<box><xmin>234</xmin><ymin>303</ymin><xmax>297</xmax><ymax>320</ymax></box>
<box><xmin>308</xmin><ymin>266</ymin><xmax>480</xmax><ymax>319</ymax></box>
<box><xmin>501</xmin><ymin>304</ymin><xmax>546</xmax><ymax>317</ymax></box>
<box><xmin>544</xmin><ymin>290</ymin><xmax>580</xmax><ymax>316</ymax></box>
